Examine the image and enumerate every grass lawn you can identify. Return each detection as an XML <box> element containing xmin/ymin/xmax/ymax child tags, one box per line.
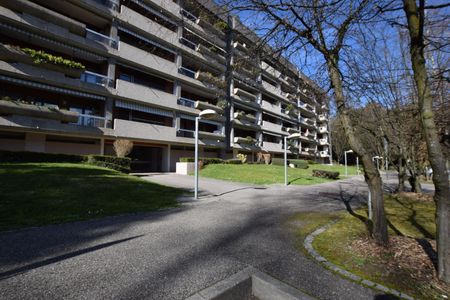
<box><xmin>0</xmin><ymin>163</ymin><xmax>183</xmax><ymax>231</ymax></box>
<box><xmin>199</xmin><ymin>163</ymin><xmax>359</xmax><ymax>185</ymax></box>
<box><xmin>290</xmin><ymin>194</ymin><xmax>449</xmax><ymax>299</ymax></box>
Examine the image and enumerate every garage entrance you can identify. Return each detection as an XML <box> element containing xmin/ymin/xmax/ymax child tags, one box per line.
<box><xmin>129</xmin><ymin>146</ymin><xmax>163</xmax><ymax>172</ymax></box>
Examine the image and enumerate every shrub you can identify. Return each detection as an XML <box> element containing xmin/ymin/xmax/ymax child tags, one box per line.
<box><xmin>236</xmin><ymin>153</ymin><xmax>247</xmax><ymax>163</ymax></box>
<box><xmin>113</xmin><ymin>139</ymin><xmax>133</xmax><ymax>158</ymax></box>
<box><xmin>289</xmin><ymin>159</ymin><xmax>309</xmax><ymax>169</ymax></box>
<box><xmin>85</xmin><ymin>155</ymin><xmax>131</xmax><ymax>174</ymax></box>
<box><xmin>224</xmin><ymin>158</ymin><xmax>242</xmax><ymax>164</ymax></box>
<box><xmin>271</xmin><ymin>158</ymin><xmax>285</xmax><ymax>166</ymax></box>
<box><xmin>0</xmin><ymin>150</ymin><xmax>84</xmax><ymax>163</ymax></box>
<box><xmin>312</xmin><ymin>169</ymin><xmax>339</xmax><ymax>179</ymax></box>
<box><xmin>307</xmin><ymin>160</ymin><xmax>318</xmax><ymax>165</ymax></box>
<box><xmin>21</xmin><ymin>47</ymin><xmax>85</xmax><ymax>70</ymax></box>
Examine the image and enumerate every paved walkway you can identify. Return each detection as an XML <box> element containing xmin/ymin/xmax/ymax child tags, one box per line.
<box><xmin>0</xmin><ymin>174</ymin><xmax>401</xmax><ymax>299</ymax></box>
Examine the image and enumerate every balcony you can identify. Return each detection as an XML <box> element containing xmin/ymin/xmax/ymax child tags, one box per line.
<box><xmin>80</xmin><ymin>71</ymin><xmax>113</xmax><ymax>87</ymax></box>
<box><xmin>233</xmin><ymin>88</ymin><xmax>257</xmax><ymax>101</ymax></box>
<box><xmin>176</xmin><ymin>128</ymin><xmax>225</xmax><ymax>146</ymax></box>
<box><xmin>318</xmin><ymin>138</ymin><xmax>329</xmax><ymax>145</ymax></box>
<box><xmin>261</xmin><ymin>61</ymin><xmax>281</xmax><ymax>80</ymax></box>
<box><xmin>180</xmin><ymin>8</ymin><xmax>198</xmax><ymax>22</ymax></box>
<box><xmin>319</xmin><ymin>151</ymin><xmax>330</xmax><ymax>158</ymax></box>
<box><xmin>198</xmin><ymin>130</ymin><xmax>225</xmax><ymax>141</ymax></box>
<box><xmin>262</xmin><ymin>120</ymin><xmax>283</xmax><ymax>134</ymax></box>
<box><xmin>234</xmin><ymin>119</ymin><xmax>260</xmax><ymax>131</ymax></box>
<box><xmin>115</xmin><ymin>79</ymin><xmax>177</xmax><ymax>109</ymax></box>
<box><xmin>118</xmin><ymin>42</ymin><xmax>178</xmax><ymax>77</ymax></box>
<box><xmin>86</xmin><ymin>28</ymin><xmax>118</xmax><ymax>49</ymax></box>
<box><xmin>180</xmin><ymin>36</ymin><xmax>198</xmax><ymax>50</ymax></box>
<box><xmin>118</xmin><ymin>6</ymin><xmax>178</xmax><ymax>46</ymax></box>
<box><xmin>318</xmin><ymin>114</ymin><xmax>328</xmax><ymax>122</ymax></box>
<box><xmin>234</xmin><ymin>136</ymin><xmax>259</xmax><ymax>147</ymax></box>
<box><xmin>114</xmin><ymin>118</ymin><xmax>177</xmax><ymax>142</ymax></box>
<box><xmin>194</xmin><ymin>100</ymin><xmax>223</xmax><ymax>114</ymax></box>
<box><xmin>179</xmin><ymin>66</ymin><xmax>197</xmax><ymax>79</ymax></box>
<box><xmin>93</xmin><ymin>0</ymin><xmax>120</xmax><ymax>11</ymax></box>
<box><xmin>299</xmin><ymin>101</ymin><xmax>315</xmax><ymax>115</ymax></box>
<box><xmin>262</xmin><ymin>141</ymin><xmax>283</xmax><ymax>152</ymax></box>
<box><xmin>75</xmin><ymin>114</ymin><xmax>109</xmax><ymax>128</ymax></box>
<box><xmin>177</xmin><ymin>97</ymin><xmax>196</xmax><ymax>109</ymax></box>
<box><xmin>318</xmin><ymin>126</ymin><xmax>328</xmax><ymax>133</ymax></box>
<box><xmin>176</xmin><ymin>128</ymin><xmax>195</xmax><ymax>138</ymax></box>
<box><xmin>261</xmin><ymin>100</ymin><xmax>282</xmax><ymax>115</ymax></box>
<box><xmin>196</xmin><ymin>44</ymin><xmax>226</xmax><ymax>65</ymax></box>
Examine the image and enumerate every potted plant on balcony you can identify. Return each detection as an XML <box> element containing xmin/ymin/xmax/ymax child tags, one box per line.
<box><xmin>0</xmin><ymin>45</ymin><xmax>86</xmax><ymax>78</ymax></box>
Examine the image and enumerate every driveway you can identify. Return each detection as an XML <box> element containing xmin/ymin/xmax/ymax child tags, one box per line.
<box><xmin>0</xmin><ymin>174</ymin><xmax>398</xmax><ymax>299</ymax></box>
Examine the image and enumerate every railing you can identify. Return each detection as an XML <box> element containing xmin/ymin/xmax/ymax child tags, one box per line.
<box><xmin>86</xmin><ymin>28</ymin><xmax>119</xmax><ymax>49</ymax></box>
<box><xmin>177</xmin><ymin>97</ymin><xmax>196</xmax><ymax>108</ymax></box>
<box><xmin>75</xmin><ymin>114</ymin><xmax>108</xmax><ymax>128</ymax></box>
<box><xmin>180</xmin><ymin>37</ymin><xmax>197</xmax><ymax>50</ymax></box>
<box><xmin>180</xmin><ymin>9</ymin><xmax>199</xmax><ymax>22</ymax></box>
<box><xmin>178</xmin><ymin>66</ymin><xmax>197</xmax><ymax>79</ymax></box>
<box><xmin>92</xmin><ymin>0</ymin><xmax>119</xmax><ymax>11</ymax></box>
<box><xmin>176</xmin><ymin>129</ymin><xmax>195</xmax><ymax>138</ymax></box>
<box><xmin>80</xmin><ymin>71</ymin><xmax>113</xmax><ymax>87</ymax></box>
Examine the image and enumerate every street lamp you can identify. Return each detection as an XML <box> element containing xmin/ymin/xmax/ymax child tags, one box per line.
<box><xmin>195</xmin><ymin>109</ymin><xmax>218</xmax><ymax>199</ymax></box>
<box><xmin>344</xmin><ymin>150</ymin><xmax>353</xmax><ymax>177</ymax></box>
<box><xmin>372</xmin><ymin>156</ymin><xmax>383</xmax><ymax>171</ymax></box>
<box><xmin>284</xmin><ymin>132</ymin><xmax>301</xmax><ymax>186</ymax></box>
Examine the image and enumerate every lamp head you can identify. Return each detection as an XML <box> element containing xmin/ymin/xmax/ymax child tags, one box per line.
<box><xmin>199</xmin><ymin>109</ymin><xmax>218</xmax><ymax>120</ymax></box>
<box><xmin>287</xmin><ymin>133</ymin><xmax>301</xmax><ymax>139</ymax></box>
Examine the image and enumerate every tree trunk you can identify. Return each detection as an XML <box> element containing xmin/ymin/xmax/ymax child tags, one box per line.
<box><xmin>403</xmin><ymin>0</ymin><xmax>450</xmax><ymax>283</ymax></box>
<box><xmin>327</xmin><ymin>58</ymin><xmax>388</xmax><ymax>246</ymax></box>
<box><xmin>398</xmin><ymin>156</ymin><xmax>406</xmax><ymax>192</ymax></box>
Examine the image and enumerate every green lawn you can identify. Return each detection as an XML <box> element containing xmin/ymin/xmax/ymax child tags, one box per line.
<box><xmin>290</xmin><ymin>195</ymin><xmax>448</xmax><ymax>299</ymax></box>
<box><xmin>199</xmin><ymin>163</ymin><xmax>358</xmax><ymax>185</ymax></box>
<box><xmin>0</xmin><ymin>163</ymin><xmax>183</xmax><ymax>231</ymax></box>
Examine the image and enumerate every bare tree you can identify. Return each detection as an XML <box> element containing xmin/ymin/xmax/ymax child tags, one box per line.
<box><xmin>113</xmin><ymin>139</ymin><xmax>134</xmax><ymax>158</ymax></box>
<box><xmin>222</xmin><ymin>0</ymin><xmax>389</xmax><ymax>244</ymax></box>
<box><xmin>402</xmin><ymin>0</ymin><xmax>450</xmax><ymax>282</ymax></box>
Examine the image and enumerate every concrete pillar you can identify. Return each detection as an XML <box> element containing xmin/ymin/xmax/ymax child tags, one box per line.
<box><xmin>167</xmin><ymin>144</ymin><xmax>171</xmax><ymax>172</ymax></box>
<box><xmin>162</xmin><ymin>145</ymin><xmax>171</xmax><ymax>172</ymax></box>
<box><xmin>100</xmin><ymin>138</ymin><xmax>105</xmax><ymax>155</ymax></box>
<box><xmin>25</xmin><ymin>132</ymin><xmax>45</xmax><ymax>152</ymax></box>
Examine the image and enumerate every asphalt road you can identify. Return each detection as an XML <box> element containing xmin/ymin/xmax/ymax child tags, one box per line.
<box><xmin>0</xmin><ymin>174</ymin><xmax>402</xmax><ymax>299</ymax></box>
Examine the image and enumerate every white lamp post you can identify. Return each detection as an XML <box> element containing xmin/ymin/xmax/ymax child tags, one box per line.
<box><xmin>284</xmin><ymin>132</ymin><xmax>301</xmax><ymax>186</ymax></box>
<box><xmin>195</xmin><ymin>109</ymin><xmax>218</xmax><ymax>199</ymax></box>
<box><xmin>344</xmin><ymin>149</ymin><xmax>353</xmax><ymax>177</ymax></box>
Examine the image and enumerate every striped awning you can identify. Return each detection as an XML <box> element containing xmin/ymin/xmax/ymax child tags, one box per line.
<box><xmin>117</xmin><ymin>25</ymin><xmax>176</xmax><ymax>54</ymax></box>
<box><xmin>116</xmin><ymin>100</ymin><xmax>173</xmax><ymax>117</ymax></box>
<box><xmin>0</xmin><ymin>75</ymin><xmax>106</xmax><ymax>100</ymax></box>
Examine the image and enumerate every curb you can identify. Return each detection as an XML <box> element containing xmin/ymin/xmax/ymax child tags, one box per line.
<box><xmin>304</xmin><ymin>222</ymin><xmax>414</xmax><ymax>300</ymax></box>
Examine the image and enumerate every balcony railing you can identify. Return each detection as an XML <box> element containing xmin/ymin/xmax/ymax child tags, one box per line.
<box><xmin>180</xmin><ymin>9</ymin><xmax>199</xmax><ymax>22</ymax></box>
<box><xmin>177</xmin><ymin>128</ymin><xmax>195</xmax><ymax>138</ymax></box>
<box><xmin>92</xmin><ymin>0</ymin><xmax>119</xmax><ymax>11</ymax></box>
<box><xmin>75</xmin><ymin>114</ymin><xmax>108</xmax><ymax>128</ymax></box>
<box><xmin>86</xmin><ymin>28</ymin><xmax>119</xmax><ymax>49</ymax></box>
<box><xmin>177</xmin><ymin>97</ymin><xmax>196</xmax><ymax>108</ymax></box>
<box><xmin>80</xmin><ymin>71</ymin><xmax>113</xmax><ymax>87</ymax></box>
<box><xmin>180</xmin><ymin>37</ymin><xmax>197</xmax><ymax>50</ymax></box>
<box><xmin>179</xmin><ymin>66</ymin><xmax>197</xmax><ymax>79</ymax></box>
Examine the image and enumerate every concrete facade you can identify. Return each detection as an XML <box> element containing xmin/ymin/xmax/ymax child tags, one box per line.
<box><xmin>0</xmin><ymin>0</ymin><xmax>331</xmax><ymax>171</ymax></box>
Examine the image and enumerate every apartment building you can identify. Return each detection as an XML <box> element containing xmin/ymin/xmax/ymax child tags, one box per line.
<box><xmin>0</xmin><ymin>0</ymin><xmax>331</xmax><ymax>172</ymax></box>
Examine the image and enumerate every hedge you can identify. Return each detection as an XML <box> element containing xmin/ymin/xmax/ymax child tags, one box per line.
<box><xmin>224</xmin><ymin>158</ymin><xmax>242</xmax><ymax>164</ymax></box>
<box><xmin>0</xmin><ymin>150</ymin><xmax>130</xmax><ymax>173</ymax></box>
<box><xmin>271</xmin><ymin>158</ymin><xmax>308</xmax><ymax>169</ymax></box>
<box><xmin>179</xmin><ymin>157</ymin><xmax>223</xmax><ymax>165</ymax></box>
<box><xmin>312</xmin><ymin>169</ymin><xmax>339</xmax><ymax>179</ymax></box>
<box><xmin>0</xmin><ymin>150</ymin><xmax>84</xmax><ymax>163</ymax></box>
<box><xmin>85</xmin><ymin>155</ymin><xmax>131</xmax><ymax>173</ymax></box>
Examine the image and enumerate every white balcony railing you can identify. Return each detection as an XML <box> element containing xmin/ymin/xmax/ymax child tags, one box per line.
<box><xmin>177</xmin><ymin>97</ymin><xmax>196</xmax><ymax>108</ymax></box>
<box><xmin>74</xmin><ymin>114</ymin><xmax>108</xmax><ymax>128</ymax></box>
<box><xmin>86</xmin><ymin>28</ymin><xmax>119</xmax><ymax>49</ymax></box>
<box><xmin>80</xmin><ymin>71</ymin><xmax>113</xmax><ymax>87</ymax></box>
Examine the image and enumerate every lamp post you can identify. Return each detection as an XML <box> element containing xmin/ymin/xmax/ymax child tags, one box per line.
<box><xmin>372</xmin><ymin>156</ymin><xmax>382</xmax><ymax>171</ymax></box>
<box><xmin>284</xmin><ymin>133</ymin><xmax>301</xmax><ymax>186</ymax></box>
<box><xmin>195</xmin><ymin>109</ymin><xmax>218</xmax><ymax>199</ymax></box>
<box><xmin>344</xmin><ymin>149</ymin><xmax>353</xmax><ymax>177</ymax></box>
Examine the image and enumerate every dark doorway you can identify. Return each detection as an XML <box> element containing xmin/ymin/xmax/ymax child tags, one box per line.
<box><xmin>129</xmin><ymin>146</ymin><xmax>163</xmax><ymax>172</ymax></box>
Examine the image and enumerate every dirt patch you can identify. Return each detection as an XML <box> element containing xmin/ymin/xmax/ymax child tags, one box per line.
<box><xmin>397</xmin><ymin>192</ymin><xmax>433</xmax><ymax>202</ymax></box>
<box><xmin>351</xmin><ymin>236</ymin><xmax>449</xmax><ymax>297</ymax></box>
